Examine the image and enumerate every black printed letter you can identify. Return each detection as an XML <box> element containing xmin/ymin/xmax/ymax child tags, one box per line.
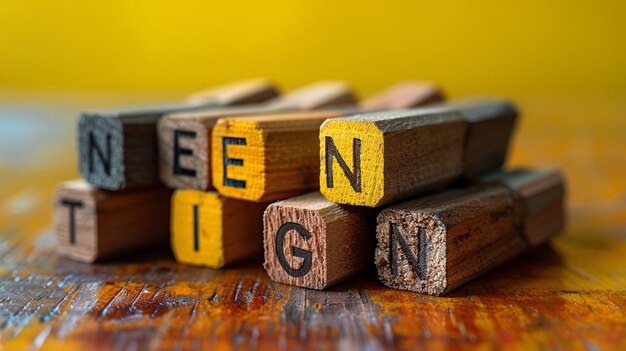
<box><xmin>325</xmin><ymin>136</ymin><xmax>361</xmax><ymax>192</ymax></box>
<box><xmin>173</xmin><ymin>130</ymin><xmax>197</xmax><ymax>177</ymax></box>
<box><xmin>222</xmin><ymin>137</ymin><xmax>246</xmax><ymax>188</ymax></box>
<box><xmin>276</xmin><ymin>222</ymin><xmax>313</xmax><ymax>277</ymax></box>
<box><xmin>390</xmin><ymin>223</ymin><xmax>427</xmax><ymax>280</ymax></box>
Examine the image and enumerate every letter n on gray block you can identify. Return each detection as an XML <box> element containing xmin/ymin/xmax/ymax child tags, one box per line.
<box><xmin>78</xmin><ymin>114</ymin><xmax>125</xmax><ymax>190</ymax></box>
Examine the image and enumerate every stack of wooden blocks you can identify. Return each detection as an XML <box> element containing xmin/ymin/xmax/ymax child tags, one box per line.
<box><xmin>53</xmin><ymin>79</ymin><xmax>565</xmax><ymax>296</ymax></box>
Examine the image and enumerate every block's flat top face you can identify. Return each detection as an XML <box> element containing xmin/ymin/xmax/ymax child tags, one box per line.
<box><xmin>1</xmin><ymin>94</ymin><xmax>625</xmax><ymax>350</ymax></box>
<box><xmin>444</xmin><ymin>98</ymin><xmax>518</xmax><ymax>123</ymax></box>
<box><xmin>82</xmin><ymin>101</ymin><xmax>218</xmax><ymax>124</ymax></box>
<box><xmin>330</xmin><ymin>107</ymin><xmax>464</xmax><ymax>133</ymax></box>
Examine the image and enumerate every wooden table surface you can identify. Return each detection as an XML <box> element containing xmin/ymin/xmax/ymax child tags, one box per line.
<box><xmin>0</xmin><ymin>92</ymin><xmax>624</xmax><ymax>350</ymax></box>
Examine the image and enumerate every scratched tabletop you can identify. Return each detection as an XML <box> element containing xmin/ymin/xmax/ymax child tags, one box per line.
<box><xmin>0</xmin><ymin>92</ymin><xmax>624</xmax><ymax>350</ymax></box>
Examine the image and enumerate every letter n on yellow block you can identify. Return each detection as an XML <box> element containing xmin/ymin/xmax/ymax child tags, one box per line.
<box><xmin>319</xmin><ymin>120</ymin><xmax>384</xmax><ymax>207</ymax></box>
<box><xmin>171</xmin><ymin>189</ymin><xmax>267</xmax><ymax>268</ymax></box>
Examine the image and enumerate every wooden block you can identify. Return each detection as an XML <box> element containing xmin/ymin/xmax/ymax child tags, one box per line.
<box><xmin>170</xmin><ymin>189</ymin><xmax>268</xmax><ymax>269</ymax></box>
<box><xmin>374</xmin><ymin>168</ymin><xmax>565</xmax><ymax>295</ymax></box>
<box><xmin>185</xmin><ymin>78</ymin><xmax>279</xmax><ymax>105</ymax></box>
<box><xmin>158</xmin><ymin>81</ymin><xmax>357</xmax><ymax>191</ymax></box>
<box><xmin>78</xmin><ymin>79</ymin><xmax>279</xmax><ymax>190</ymax></box>
<box><xmin>263</xmin><ymin>192</ymin><xmax>375</xmax><ymax>289</ymax></box>
<box><xmin>267</xmin><ymin>80</ymin><xmax>357</xmax><ymax>110</ymax></box>
<box><xmin>320</xmin><ymin>107</ymin><xmax>466</xmax><ymax>207</ymax></box>
<box><xmin>449</xmin><ymin>98</ymin><xmax>518</xmax><ymax>179</ymax></box>
<box><xmin>360</xmin><ymin>81</ymin><xmax>444</xmax><ymax>110</ymax></box>
<box><xmin>481</xmin><ymin>168</ymin><xmax>565</xmax><ymax>246</ymax></box>
<box><xmin>320</xmin><ymin>99</ymin><xmax>519</xmax><ymax>207</ymax></box>
<box><xmin>53</xmin><ymin>179</ymin><xmax>172</xmax><ymax>263</ymax></box>
<box><xmin>212</xmin><ymin>111</ymin><xmax>350</xmax><ymax>202</ymax></box>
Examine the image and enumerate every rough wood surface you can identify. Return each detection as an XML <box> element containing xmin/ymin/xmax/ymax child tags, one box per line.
<box><xmin>78</xmin><ymin>79</ymin><xmax>279</xmax><ymax>190</ymax></box>
<box><xmin>448</xmin><ymin>98</ymin><xmax>518</xmax><ymax>179</ymax></box>
<box><xmin>375</xmin><ymin>169</ymin><xmax>564</xmax><ymax>295</ymax></box>
<box><xmin>157</xmin><ymin>81</ymin><xmax>355</xmax><ymax>191</ymax></box>
<box><xmin>212</xmin><ymin>111</ymin><xmax>349</xmax><ymax>202</ymax></box>
<box><xmin>320</xmin><ymin>99</ymin><xmax>518</xmax><ymax>207</ymax></box>
<box><xmin>263</xmin><ymin>192</ymin><xmax>375</xmax><ymax>289</ymax></box>
<box><xmin>320</xmin><ymin>107</ymin><xmax>466</xmax><ymax>207</ymax></box>
<box><xmin>360</xmin><ymin>81</ymin><xmax>444</xmax><ymax>110</ymax></box>
<box><xmin>170</xmin><ymin>189</ymin><xmax>268</xmax><ymax>269</ymax></box>
<box><xmin>1</xmin><ymin>93</ymin><xmax>624</xmax><ymax>350</ymax></box>
<box><xmin>53</xmin><ymin>180</ymin><xmax>172</xmax><ymax>263</ymax></box>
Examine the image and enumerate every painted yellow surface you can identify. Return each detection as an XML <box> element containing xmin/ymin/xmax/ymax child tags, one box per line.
<box><xmin>211</xmin><ymin>120</ymin><xmax>266</xmax><ymax>201</ymax></box>
<box><xmin>170</xmin><ymin>189</ymin><xmax>225</xmax><ymax>268</ymax></box>
<box><xmin>1</xmin><ymin>1</ymin><xmax>624</xmax><ymax>100</ymax></box>
<box><xmin>320</xmin><ymin>120</ymin><xmax>384</xmax><ymax>207</ymax></box>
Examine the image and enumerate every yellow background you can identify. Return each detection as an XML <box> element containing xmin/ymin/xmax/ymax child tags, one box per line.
<box><xmin>1</xmin><ymin>1</ymin><xmax>625</xmax><ymax>97</ymax></box>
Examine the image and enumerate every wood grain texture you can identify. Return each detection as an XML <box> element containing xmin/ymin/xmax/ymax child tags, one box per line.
<box><xmin>448</xmin><ymin>98</ymin><xmax>518</xmax><ymax>179</ymax></box>
<box><xmin>53</xmin><ymin>179</ymin><xmax>172</xmax><ymax>263</ymax></box>
<box><xmin>263</xmin><ymin>192</ymin><xmax>376</xmax><ymax>289</ymax></box>
<box><xmin>360</xmin><ymin>81</ymin><xmax>444</xmax><ymax>110</ymax></box>
<box><xmin>1</xmin><ymin>94</ymin><xmax>625</xmax><ymax>350</ymax></box>
<box><xmin>170</xmin><ymin>189</ymin><xmax>268</xmax><ymax>269</ymax></box>
<box><xmin>320</xmin><ymin>99</ymin><xmax>518</xmax><ymax>207</ymax></box>
<box><xmin>212</xmin><ymin>111</ymin><xmax>349</xmax><ymax>202</ymax></box>
<box><xmin>78</xmin><ymin>79</ymin><xmax>279</xmax><ymax>190</ymax></box>
<box><xmin>320</xmin><ymin>107</ymin><xmax>466</xmax><ymax>207</ymax></box>
<box><xmin>158</xmin><ymin>81</ymin><xmax>356</xmax><ymax>191</ymax></box>
<box><xmin>375</xmin><ymin>169</ymin><xmax>565</xmax><ymax>295</ymax></box>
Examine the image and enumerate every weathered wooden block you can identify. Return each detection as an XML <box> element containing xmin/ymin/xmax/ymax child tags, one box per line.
<box><xmin>78</xmin><ymin>79</ymin><xmax>279</xmax><ymax>190</ymax></box>
<box><xmin>320</xmin><ymin>99</ymin><xmax>518</xmax><ymax>207</ymax></box>
<box><xmin>375</xmin><ymin>168</ymin><xmax>565</xmax><ymax>295</ymax></box>
<box><xmin>263</xmin><ymin>192</ymin><xmax>375</xmax><ymax>289</ymax></box>
<box><xmin>157</xmin><ymin>81</ymin><xmax>356</xmax><ymax>191</ymax></box>
<box><xmin>360</xmin><ymin>81</ymin><xmax>444</xmax><ymax>110</ymax></box>
<box><xmin>320</xmin><ymin>107</ymin><xmax>466</xmax><ymax>207</ymax></box>
<box><xmin>53</xmin><ymin>179</ymin><xmax>171</xmax><ymax>263</ymax></box>
<box><xmin>170</xmin><ymin>189</ymin><xmax>268</xmax><ymax>269</ymax></box>
<box><xmin>212</xmin><ymin>111</ymin><xmax>349</xmax><ymax>202</ymax></box>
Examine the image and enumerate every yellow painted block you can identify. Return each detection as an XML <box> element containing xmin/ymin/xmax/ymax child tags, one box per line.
<box><xmin>319</xmin><ymin>120</ymin><xmax>384</xmax><ymax>207</ymax></box>
<box><xmin>170</xmin><ymin>189</ymin><xmax>267</xmax><ymax>268</ymax></box>
<box><xmin>212</xmin><ymin>112</ymin><xmax>345</xmax><ymax>202</ymax></box>
<box><xmin>211</xmin><ymin>120</ymin><xmax>266</xmax><ymax>201</ymax></box>
<box><xmin>320</xmin><ymin>109</ymin><xmax>466</xmax><ymax>207</ymax></box>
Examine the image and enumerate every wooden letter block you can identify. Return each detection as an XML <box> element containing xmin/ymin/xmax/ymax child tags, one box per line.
<box><xmin>212</xmin><ymin>111</ymin><xmax>348</xmax><ymax>202</ymax></box>
<box><xmin>53</xmin><ymin>180</ymin><xmax>172</xmax><ymax>263</ymax></box>
<box><xmin>320</xmin><ymin>108</ymin><xmax>466</xmax><ymax>207</ymax></box>
<box><xmin>374</xmin><ymin>168</ymin><xmax>565</xmax><ymax>295</ymax></box>
<box><xmin>450</xmin><ymin>99</ymin><xmax>518</xmax><ymax>179</ymax></box>
<box><xmin>170</xmin><ymin>189</ymin><xmax>268</xmax><ymax>269</ymax></box>
<box><xmin>360</xmin><ymin>81</ymin><xmax>444</xmax><ymax>110</ymax></box>
<box><xmin>79</xmin><ymin>79</ymin><xmax>279</xmax><ymax>190</ymax></box>
<box><xmin>158</xmin><ymin>81</ymin><xmax>357</xmax><ymax>191</ymax></box>
<box><xmin>263</xmin><ymin>192</ymin><xmax>375</xmax><ymax>289</ymax></box>
<box><xmin>320</xmin><ymin>99</ymin><xmax>519</xmax><ymax>207</ymax></box>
